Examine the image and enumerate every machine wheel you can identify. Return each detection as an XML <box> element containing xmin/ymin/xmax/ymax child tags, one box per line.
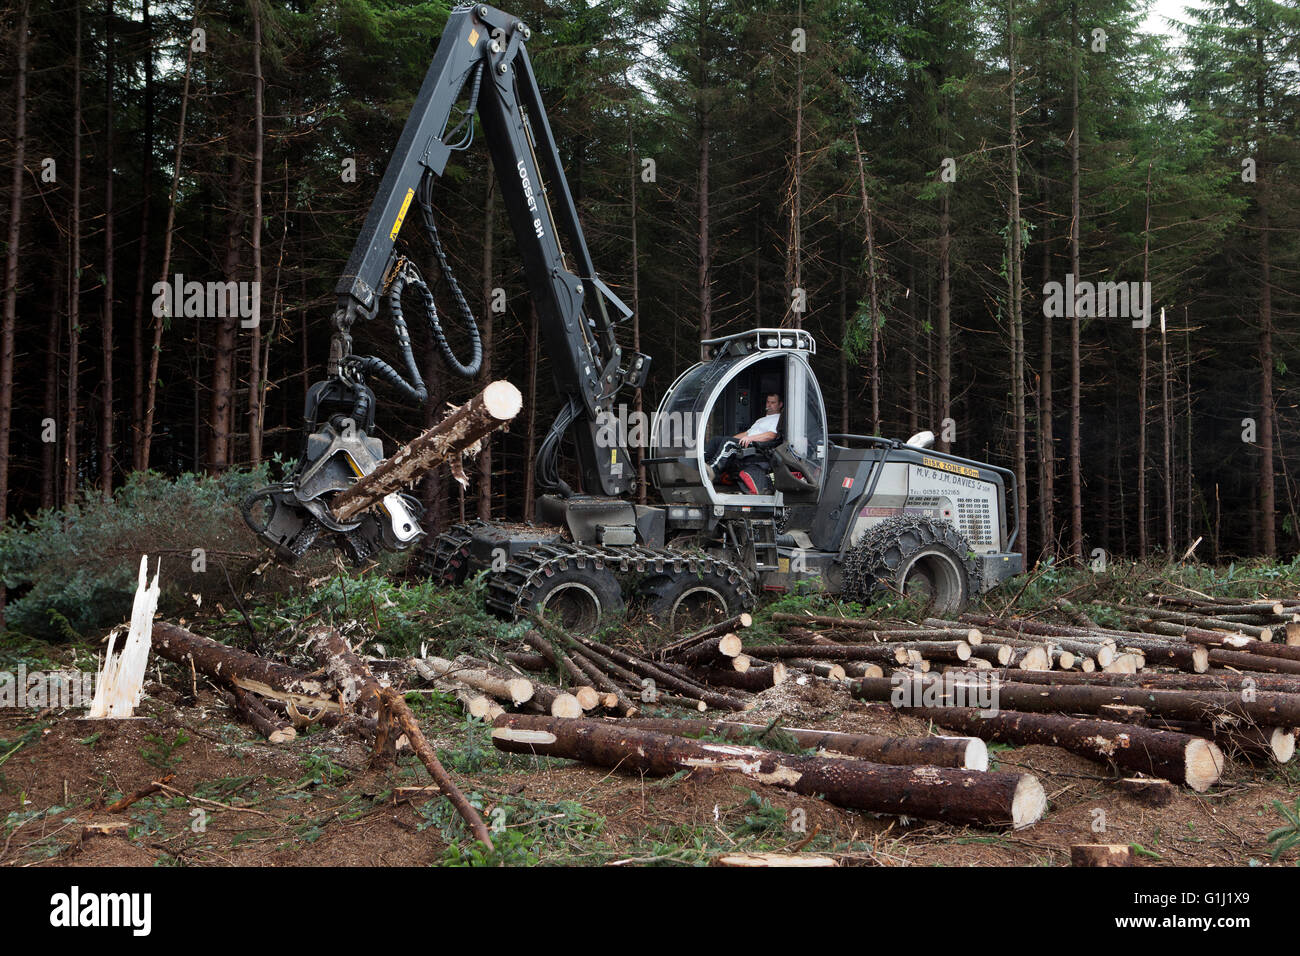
<box><xmin>485</xmin><ymin>544</ymin><xmax>626</xmax><ymax>632</ymax></box>
<box><xmin>637</xmin><ymin>564</ymin><xmax>751</xmax><ymax>633</ymax></box>
<box><xmin>841</xmin><ymin>515</ymin><xmax>979</xmax><ymax>616</ymax></box>
<box><xmin>524</xmin><ymin>566</ymin><xmax>626</xmax><ymax>632</ymax></box>
<box><xmin>405</xmin><ymin>521</ymin><xmax>478</xmax><ymax>586</ymax></box>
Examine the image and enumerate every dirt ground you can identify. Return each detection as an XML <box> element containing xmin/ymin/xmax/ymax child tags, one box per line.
<box><xmin>2</xmin><ymin>667</ymin><xmax>1296</xmax><ymax>868</ymax></box>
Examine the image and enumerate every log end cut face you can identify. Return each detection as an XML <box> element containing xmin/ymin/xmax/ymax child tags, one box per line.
<box><xmin>1183</xmin><ymin>739</ymin><xmax>1226</xmax><ymax>793</ymax></box>
<box><xmin>1011</xmin><ymin>774</ymin><xmax>1047</xmax><ymax>829</ymax></box>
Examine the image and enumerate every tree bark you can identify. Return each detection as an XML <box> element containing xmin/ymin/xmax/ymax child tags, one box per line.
<box><xmin>247</xmin><ymin>0</ymin><xmax>265</xmax><ymax>466</ymax></box>
<box><xmin>1067</xmin><ymin>1</ymin><xmax>1084</xmax><ymax>561</ymax></box>
<box><xmin>1</xmin><ymin>0</ymin><xmax>29</xmax><ymax>543</ymax></box>
<box><xmin>491</xmin><ymin>715</ymin><xmax>1046</xmax><ymax>828</ymax></box>
<box><xmin>851</xmin><ymin>674</ymin><xmax>1300</xmax><ymax>725</ymax></box>
<box><xmin>615</xmin><ymin>717</ymin><xmax>987</xmax><ymax>769</ymax></box>
<box><xmin>130</xmin><ymin>0</ymin><xmax>154</xmax><ymax>471</ymax></box>
<box><xmin>688</xmin><ymin>663</ymin><xmax>786</xmax><ymax>692</ymax></box>
<box><xmin>331</xmin><ymin>380</ymin><xmax>521</xmax><ymax>522</ymax></box>
<box><xmin>151</xmin><ymin>621</ymin><xmax>333</xmax><ymax>704</ymax></box>
<box><xmin>912</xmin><ymin>706</ymin><xmax>1223</xmax><ymax>791</ymax></box>
<box><xmin>851</xmin><ymin>126</ymin><xmax>881</xmax><ymax>429</ymax></box>
<box><xmin>66</xmin><ymin>3</ymin><xmax>83</xmax><ymax>506</ymax></box>
<box><xmin>1007</xmin><ymin>0</ymin><xmax>1028</xmax><ymax>564</ymax></box>
<box><xmin>477</xmin><ymin>179</ymin><xmax>495</xmax><ymax>519</ymax></box>
<box><xmin>100</xmin><ymin>0</ymin><xmax>116</xmax><ymax>499</ymax></box>
<box><xmin>141</xmin><ymin>20</ymin><xmax>196</xmax><ymax>471</ymax></box>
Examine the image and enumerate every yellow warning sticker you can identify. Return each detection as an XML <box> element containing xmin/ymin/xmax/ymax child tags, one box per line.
<box><xmin>610</xmin><ymin>449</ymin><xmax>617</xmax><ymax>464</ymax></box>
<box><xmin>390</xmin><ymin>187</ymin><xmax>415</xmax><ymax>241</ymax></box>
<box><xmin>468</xmin><ymin>28</ymin><xmax>480</xmax><ymax>46</ymax></box>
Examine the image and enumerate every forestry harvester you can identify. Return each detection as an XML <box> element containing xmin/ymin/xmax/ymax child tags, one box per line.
<box><xmin>242</xmin><ymin>4</ymin><xmax>1025</xmax><ymax>630</ymax></box>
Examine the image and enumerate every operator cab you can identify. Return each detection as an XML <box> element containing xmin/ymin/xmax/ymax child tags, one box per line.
<box><xmin>649</xmin><ymin>329</ymin><xmax>828</xmax><ymax>519</ymax></box>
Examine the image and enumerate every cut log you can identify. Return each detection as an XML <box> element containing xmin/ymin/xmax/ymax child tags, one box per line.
<box><xmin>564</xmin><ymin>646</ymin><xmax>639</xmax><ymax>717</ymax></box>
<box><xmin>972</xmin><ymin>642</ymin><xmax>1008</xmax><ymax>665</ymax></box>
<box><xmin>615</xmin><ymin>719</ymin><xmax>989</xmax><ymax>771</ymax></box>
<box><xmin>781</xmin><ymin>626</ymin><xmax>841</xmax><ymax>646</ymax></box>
<box><xmin>941</xmin><ymin>667</ymin><xmax>1300</xmax><ymax>695</ymax></box>
<box><xmin>1072</xmin><ymin>845</ymin><xmax>1134</xmax><ymax>867</ymax></box>
<box><xmin>570</xmin><ymin>636</ymin><xmax>750</xmax><ymax>712</ymax></box>
<box><xmin>852</xmin><ymin>673</ymin><xmax>1300</xmax><ymax>727</ymax></box>
<box><xmin>573</xmin><ymin>686</ymin><xmax>601</xmax><ymax>711</ymax></box>
<box><xmin>331</xmin><ymin>380</ymin><xmax>522</xmax><ymax>522</ymax></box>
<box><xmin>1207</xmin><ymin>648</ymin><xmax>1300</xmax><ymax>675</ymax></box>
<box><xmin>666</xmin><ymin>634</ymin><xmax>744</xmax><ymax>667</ymax></box>
<box><xmin>655</xmin><ymin>613</ymin><xmax>753</xmax><ymax>658</ymax></box>
<box><xmin>229</xmin><ymin>684</ymin><xmax>296</xmax><ymax>743</ymax></box>
<box><xmin>504</xmin><ymin>651</ymin><xmax>551</xmax><ymax>672</ymax></box>
<box><xmin>152</xmin><ymin>621</ymin><xmax>331</xmax><ymax>700</ymax></box>
<box><xmin>787</xmin><ymin>659</ymin><xmax>847</xmax><ymax>680</ymax></box>
<box><xmin>772</xmin><ymin>612</ymin><xmax>895</xmax><ymax>630</ymax></box>
<box><xmin>1103</xmin><ymin>653</ymin><xmax>1142</xmax><ymax>674</ymax></box>
<box><xmin>523</xmin><ymin>629</ymin><xmax>597</xmax><ymax>690</ymax></box>
<box><xmin>714</xmin><ymin>852</ymin><xmax>838</xmax><ymax>867</ymax></box>
<box><xmin>1113</xmin><ymin>604</ymin><xmax>1273</xmax><ymax>640</ymax></box>
<box><xmin>1116</xmin><ymin>778</ymin><xmax>1177</xmax><ymax>806</ymax></box>
<box><xmin>690</xmin><ymin>663</ymin><xmax>787</xmax><ymax>692</ymax></box>
<box><xmin>906</xmin><ymin>706</ymin><xmax>1224</xmax><ymax>791</ymax></box>
<box><xmin>491</xmin><ymin>715</ymin><xmax>1045</xmax><ymax>828</ymax></box>
<box><xmin>839</xmin><ymin>661</ymin><xmax>885</xmax><ymax>679</ymax></box>
<box><xmin>749</xmin><ymin>644</ymin><xmax>914</xmax><ymax>664</ymax></box>
<box><xmin>419</xmin><ymin>655</ymin><xmax>534</xmax><ymax>706</ymax></box>
<box><xmin>1152</xmin><ymin>718</ymin><xmax>1295</xmax><ymax>763</ymax></box>
<box><xmin>898</xmin><ymin>640</ymin><xmax>971</xmax><ymax>663</ymax></box>
<box><xmin>731</xmin><ymin>654</ymin><xmax>752</xmax><ymax>672</ymax></box>
<box><xmin>1010</xmin><ymin>646</ymin><xmax>1050</xmax><ymax>671</ymax></box>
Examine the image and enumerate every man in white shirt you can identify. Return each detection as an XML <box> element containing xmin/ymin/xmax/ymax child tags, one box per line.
<box><xmin>704</xmin><ymin>393</ymin><xmax>783</xmax><ymax>480</ymax></box>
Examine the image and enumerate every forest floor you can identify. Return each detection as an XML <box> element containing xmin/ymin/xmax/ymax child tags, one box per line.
<box><xmin>3</xmin><ymin>557</ymin><xmax>1300</xmax><ymax>867</ymax></box>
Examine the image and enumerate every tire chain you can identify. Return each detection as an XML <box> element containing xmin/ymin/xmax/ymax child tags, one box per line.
<box><xmin>841</xmin><ymin>514</ymin><xmax>981</xmax><ymax>603</ymax></box>
<box><xmin>406</xmin><ymin>519</ymin><xmax>485</xmax><ymax>583</ymax></box>
<box><xmin>485</xmin><ymin>541</ymin><xmax>757</xmax><ymax>622</ymax></box>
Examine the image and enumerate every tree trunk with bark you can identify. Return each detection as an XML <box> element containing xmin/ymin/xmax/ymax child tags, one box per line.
<box><xmin>477</xmin><ymin>180</ymin><xmax>495</xmax><ymax>519</ymax></box>
<box><xmin>247</xmin><ymin>0</ymin><xmax>265</xmax><ymax>466</ymax></box>
<box><xmin>141</xmin><ymin>21</ymin><xmax>196</xmax><ymax>471</ymax></box>
<box><xmin>491</xmin><ymin>714</ymin><xmax>1046</xmax><ymax>828</ymax></box>
<box><xmin>100</xmin><ymin>0</ymin><xmax>116</xmax><ymax>499</ymax></box>
<box><xmin>1067</xmin><ymin>1</ymin><xmax>1083</xmax><ymax>561</ymax></box>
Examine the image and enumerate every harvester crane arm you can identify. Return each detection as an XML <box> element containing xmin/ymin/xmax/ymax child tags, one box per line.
<box><xmin>244</xmin><ymin>5</ymin><xmax>647</xmax><ymax>562</ymax></box>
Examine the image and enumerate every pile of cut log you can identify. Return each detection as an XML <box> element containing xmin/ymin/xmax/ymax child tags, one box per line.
<box><xmin>765</xmin><ymin>591</ymin><xmax>1300</xmax><ymax>802</ymax></box>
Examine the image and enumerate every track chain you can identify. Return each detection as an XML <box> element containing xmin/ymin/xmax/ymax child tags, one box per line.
<box><xmin>485</xmin><ymin>541</ymin><xmax>756</xmax><ymax>622</ymax></box>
